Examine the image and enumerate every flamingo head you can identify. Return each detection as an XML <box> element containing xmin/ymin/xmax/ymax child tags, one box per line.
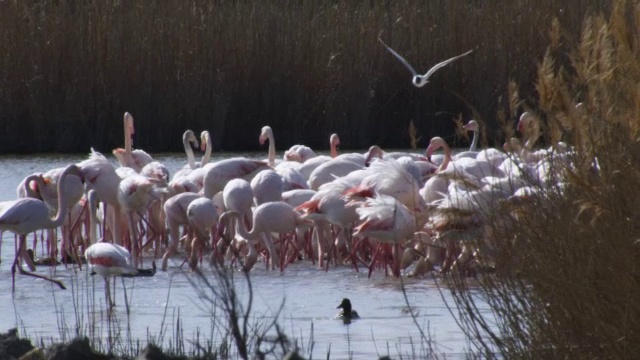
<box><xmin>364</xmin><ymin>145</ymin><xmax>383</xmax><ymax>166</ymax></box>
<box><xmin>330</xmin><ymin>133</ymin><xmax>340</xmax><ymax>147</ymax></box>
<box><xmin>425</xmin><ymin>137</ymin><xmax>446</xmax><ymax>161</ymax></box>
<box><xmin>259</xmin><ymin>126</ymin><xmax>272</xmax><ymax>145</ymax></box>
<box><xmin>200</xmin><ymin>131</ymin><xmax>210</xmax><ymax>151</ymax></box>
<box><xmin>184</xmin><ymin>130</ymin><xmax>199</xmax><ymax>149</ymax></box>
<box><xmin>463</xmin><ymin>120</ymin><xmax>479</xmax><ymax>132</ymax></box>
<box><xmin>517</xmin><ymin>112</ymin><xmax>533</xmax><ymax>134</ymax></box>
<box><xmin>124</xmin><ymin>112</ymin><xmax>135</xmax><ymax>136</ymax></box>
<box><xmin>284</xmin><ymin>151</ymin><xmax>303</xmax><ymax>162</ymax></box>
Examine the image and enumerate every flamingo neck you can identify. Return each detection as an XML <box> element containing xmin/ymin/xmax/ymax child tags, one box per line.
<box><xmin>87</xmin><ymin>189</ymin><xmax>99</xmax><ymax>244</ymax></box>
<box><xmin>469</xmin><ymin>129</ymin><xmax>478</xmax><ymax>152</ymax></box>
<box><xmin>222</xmin><ymin>211</ymin><xmax>255</xmax><ymax>240</ymax></box>
<box><xmin>364</xmin><ymin>145</ymin><xmax>383</xmax><ymax>165</ymax></box>
<box><xmin>201</xmin><ymin>133</ymin><xmax>212</xmax><ymax>166</ymax></box>
<box><xmin>21</xmin><ymin>174</ymin><xmax>43</xmax><ymax>199</ymax></box>
<box><xmin>268</xmin><ymin>133</ymin><xmax>276</xmax><ymax>166</ymax></box>
<box><xmin>184</xmin><ymin>134</ymin><xmax>197</xmax><ymax>169</ymax></box>
<box><xmin>330</xmin><ymin>137</ymin><xmax>339</xmax><ymax>158</ymax></box>
<box><xmin>48</xmin><ymin>165</ymin><xmax>82</xmax><ymax>228</ymax></box>
<box><xmin>438</xmin><ymin>143</ymin><xmax>452</xmax><ymax>172</ymax></box>
<box><xmin>122</xmin><ymin>116</ymin><xmax>135</xmax><ymax>168</ymax></box>
<box><xmin>524</xmin><ymin>123</ymin><xmax>540</xmax><ymax>150</ymax></box>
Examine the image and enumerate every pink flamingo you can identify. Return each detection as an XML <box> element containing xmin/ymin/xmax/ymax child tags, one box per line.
<box><xmin>161</xmin><ymin>192</ymin><xmax>202</xmax><ymax>270</ymax></box>
<box><xmin>186</xmin><ymin>197</ymin><xmax>218</xmax><ymax>269</ymax></box>
<box><xmin>117</xmin><ymin>174</ymin><xmax>167</xmax><ymax>267</ymax></box>
<box><xmin>201</xmin><ymin>157</ymin><xmax>271</xmax><ymax>198</ymax></box>
<box><xmin>198</xmin><ymin>130</ymin><xmax>212</xmax><ymax>167</ymax></box>
<box><xmin>307</xmin><ymin>158</ymin><xmax>364</xmax><ymax>190</ymax></box>
<box><xmin>221</xmin><ymin>201</ymin><xmax>311</xmax><ymax>271</ymax></box>
<box><xmin>0</xmin><ymin>164</ymin><xmax>84</xmax><ymax>291</ymax></box>
<box><xmin>353</xmin><ymin>194</ymin><xmax>426</xmax><ymax>277</ymax></box>
<box><xmin>85</xmin><ymin>242</ymin><xmax>137</xmax><ymax>308</ymax></box>
<box><xmin>112</xmin><ymin>112</ymin><xmax>153</xmax><ymax>172</ymax></box>
<box><xmin>250</xmin><ymin>169</ymin><xmax>284</xmax><ymax>205</ymax></box>
<box><xmin>284</xmin><ymin>144</ymin><xmax>317</xmax><ymax>163</ymax></box>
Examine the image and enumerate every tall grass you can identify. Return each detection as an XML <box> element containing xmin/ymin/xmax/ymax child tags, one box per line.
<box><xmin>446</xmin><ymin>0</ymin><xmax>640</xmax><ymax>358</ymax></box>
<box><xmin>0</xmin><ymin>0</ymin><xmax>609</xmax><ymax>153</ymax></box>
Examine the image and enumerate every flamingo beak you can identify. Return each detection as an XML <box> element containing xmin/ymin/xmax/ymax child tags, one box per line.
<box><xmin>425</xmin><ymin>145</ymin><xmax>434</xmax><ymax>162</ymax></box>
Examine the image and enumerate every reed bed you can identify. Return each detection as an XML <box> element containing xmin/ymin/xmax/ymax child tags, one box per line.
<box><xmin>445</xmin><ymin>0</ymin><xmax>640</xmax><ymax>358</ymax></box>
<box><xmin>0</xmin><ymin>0</ymin><xmax>609</xmax><ymax>153</ymax></box>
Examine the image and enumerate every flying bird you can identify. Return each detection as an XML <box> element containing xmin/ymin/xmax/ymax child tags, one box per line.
<box><xmin>379</xmin><ymin>38</ymin><xmax>473</xmax><ymax>88</ymax></box>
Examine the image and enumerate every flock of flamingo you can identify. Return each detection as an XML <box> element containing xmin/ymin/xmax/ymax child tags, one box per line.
<box><xmin>0</xmin><ymin>108</ymin><xmax>571</xmax><ymax>290</ymax></box>
<box><xmin>0</xmin><ymin>41</ymin><xmax>575</xmax><ymax>299</ymax></box>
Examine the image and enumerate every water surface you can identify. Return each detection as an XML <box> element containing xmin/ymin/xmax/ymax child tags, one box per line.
<box><xmin>0</xmin><ymin>153</ymin><xmax>479</xmax><ymax>358</ymax></box>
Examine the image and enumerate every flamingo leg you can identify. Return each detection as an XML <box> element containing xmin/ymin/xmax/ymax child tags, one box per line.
<box><xmin>20</xmin><ymin>235</ymin><xmax>36</xmax><ymax>271</ymax></box>
<box><xmin>14</xmin><ymin>235</ymin><xmax>66</xmax><ymax>290</ymax></box>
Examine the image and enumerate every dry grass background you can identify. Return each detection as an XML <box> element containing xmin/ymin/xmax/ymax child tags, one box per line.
<box><xmin>0</xmin><ymin>0</ymin><xmax>609</xmax><ymax>153</ymax></box>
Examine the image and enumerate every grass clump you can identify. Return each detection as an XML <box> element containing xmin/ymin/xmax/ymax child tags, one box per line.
<box><xmin>446</xmin><ymin>0</ymin><xmax>640</xmax><ymax>358</ymax></box>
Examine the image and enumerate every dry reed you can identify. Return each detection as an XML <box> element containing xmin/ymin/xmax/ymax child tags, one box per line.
<box><xmin>0</xmin><ymin>0</ymin><xmax>609</xmax><ymax>153</ymax></box>
<box><xmin>445</xmin><ymin>0</ymin><xmax>640</xmax><ymax>358</ymax></box>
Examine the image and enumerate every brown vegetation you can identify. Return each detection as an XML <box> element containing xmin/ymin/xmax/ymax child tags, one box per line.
<box><xmin>0</xmin><ymin>0</ymin><xmax>609</xmax><ymax>153</ymax></box>
<box><xmin>446</xmin><ymin>0</ymin><xmax>640</xmax><ymax>358</ymax></box>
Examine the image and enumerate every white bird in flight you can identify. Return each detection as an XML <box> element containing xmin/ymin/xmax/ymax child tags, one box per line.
<box><xmin>379</xmin><ymin>38</ymin><xmax>473</xmax><ymax>88</ymax></box>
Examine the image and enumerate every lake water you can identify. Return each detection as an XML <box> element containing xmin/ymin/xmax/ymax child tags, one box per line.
<box><xmin>0</xmin><ymin>152</ymin><xmax>483</xmax><ymax>359</ymax></box>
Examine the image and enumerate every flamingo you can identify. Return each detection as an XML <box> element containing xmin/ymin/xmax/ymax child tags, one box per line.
<box><xmin>250</xmin><ymin>169</ymin><xmax>284</xmax><ymax>205</ymax></box>
<box><xmin>117</xmin><ymin>174</ymin><xmax>167</xmax><ymax>267</ymax></box>
<box><xmin>297</xmin><ymin>155</ymin><xmax>332</xmax><ymax>180</ymax></box>
<box><xmin>186</xmin><ymin>197</ymin><xmax>218</xmax><ymax>269</ymax></box>
<box><xmin>220</xmin><ymin>179</ymin><xmax>254</xmax><ymax>264</ymax></box>
<box><xmin>85</xmin><ymin>242</ymin><xmax>137</xmax><ymax>308</ymax></box>
<box><xmin>353</xmin><ymin>194</ymin><xmax>426</xmax><ymax>276</ymax></box>
<box><xmin>220</xmin><ymin>201</ymin><xmax>311</xmax><ymax>270</ymax></box>
<box><xmin>276</xmin><ymin>167</ymin><xmax>309</xmax><ymax>191</ymax></box>
<box><xmin>161</xmin><ymin>192</ymin><xmax>202</xmax><ymax>270</ymax></box>
<box><xmin>517</xmin><ymin>112</ymin><xmax>541</xmax><ymax>151</ymax></box>
<box><xmin>378</xmin><ymin>38</ymin><xmax>473</xmax><ymax>88</ymax></box>
<box><xmin>296</xmin><ymin>175</ymin><xmax>366</xmax><ymax>268</ymax></box>
<box><xmin>0</xmin><ymin>164</ymin><xmax>85</xmax><ymax>291</ymax></box>
<box><xmin>222</xmin><ymin>179</ymin><xmax>254</xmax><ymax>226</ymax></box>
<box><xmin>39</xmin><ymin>166</ymin><xmax>87</xmax><ymax>264</ymax></box>
<box><xmin>112</xmin><ymin>112</ymin><xmax>153</xmax><ymax>172</ymax></box>
<box><xmin>343</xmin><ymin>158</ymin><xmax>426</xmax><ymax>211</ymax></box>
<box><xmin>284</xmin><ymin>144</ymin><xmax>317</xmax><ymax>163</ymax></box>
<box><xmin>198</xmin><ymin>130</ymin><xmax>212</xmax><ymax>167</ymax></box>
<box><xmin>201</xmin><ymin>157</ymin><xmax>271</xmax><ymax>198</ymax></box>
<box><xmin>307</xmin><ymin>158</ymin><xmax>364</xmax><ymax>190</ymax></box>
<box><xmin>176</xmin><ymin>130</ymin><xmax>200</xmax><ymax>172</ymax></box>
<box><xmin>329</xmin><ymin>133</ymin><xmax>340</xmax><ymax>158</ymax></box>
<box><xmin>16</xmin><ymin>173</ymin><xmax>43</xmax><ymax>199</ymax></box>
<box><xmin>259</xmin><ymin>125</ymin><xmax>277</xmax><ymax>166</ymax></box>
<box><xmin>453</xmin><ymin>120</ymin><xmax>480</xmax><ymax>160</ymax></box>
<box><xmin>464</xmin><ymin>120</ymin><xmax>480</xmax><ymax>152</ymax></box>
<box><xmin>364</xmin><ymin>145</ymin><xmax>428</xmax><ymax>165</ymax></box>
<box><xmin>76</xmin><ymin>148</ymin><xmax>129</xmax><ymax>247</ymax></box>
<box><xmin>292</xmin><ymin>134</ymin><xmax>344</xmax><ymax>180</ymax></box>
<box><xmin>86</xmin><ymin>187</ymin><xmax>156</xmax><ymax>307</ymax></box>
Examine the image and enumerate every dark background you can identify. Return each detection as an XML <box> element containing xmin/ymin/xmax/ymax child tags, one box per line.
<box><xmin>0</xmin><ymin>0</ymin><xmax>610</xmax><ymax>154</ymax></box>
